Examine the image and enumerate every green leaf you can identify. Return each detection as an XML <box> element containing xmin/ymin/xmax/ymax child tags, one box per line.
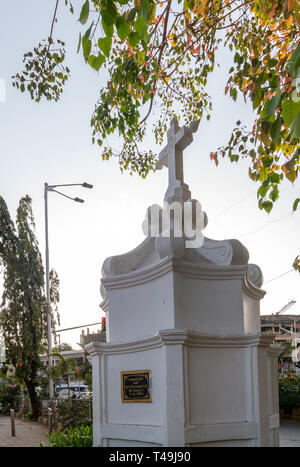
<box><xmin>79</xmin><ymin>0</ymin><xmax>89</xmax><ymax>25</ymax></box>
<box><xmin>253</xmin><ymin>91</ymin><xmax>262</xmax><ymax>110</ymax></box>
<box><xmin>233</xmin><ymin>52</ymin><xmax>243</xmax><ymax>65</ymax></box>
<box><xmin>293</xmin><ymin>198</ymin><xmax>300</xmax><ymax>212</ymax></box>
<box><xmin>82</xmin><ymin>36</ymin><xmax>91</xmax><ymax>61</ymax></box>
<box><xmin>128</xmin><ymin>31</ymin><xmax>140</xmax><ymax>47</ymax></box>
<box><xmin>269</xmin><ymin>185</ymin><xmax>279</xmax><ymax>202</ymax></box>
<box><xmin>101</xmin><ymin>10</ymin><xmax>116</xmax><ymax>26</ymax></box>
<box><xmin>94</xmin><ymin>55</ymin><xmax>106</xmax><ymax>71</ymax></box>
<box><xmin>282</xmin><ymin>99</ymin><xmax>300</xmax><ymax>126</ymax></box>
<box><xmin>288</xmin><ymin>44</ymin><xmax>300</xmax><ymax>77</ymax></box>
<box><xmin>184</xmin><ymin>0</ymin><xmax>195</xmax><ymax>11</ymax></box>
<box><xmin>102</xmin><ymin>19</ymin><xmax>114</xmax><ymax>38</ymax></box>
<box><xmin>98</xmin><ymin>37</ymin><xmax>111</xmax><ymax>58</ymax></box>
<box><xmin>89</xmin><ymin>54</ymin><xmax>106</xmax><ymax>71</ymax></box>
<box><xmin>270</xmin><ymin>115</ymin><xmax>281</xmax><ymax>144</ymax></box>
<box><xmin>116</xmin><ymin>16</ymin><xmax>130</xmax><ymax>41</ymax></box>
<box><xmin>257</xmin><ymin>184</ymin><xmax>269</xmax><ymax>199</ymax></box>
<box><xmin>286</xmin><ymin>169</ymin><xmax>298</xmax><ymax>183</ymax></box>
<box><xmin>101</xmin><ymin>0</ymin><xmax>117</xmax><ymax>26</ymax></box>
<box><xmin>77</xmin><ymin>32</ymin><xmax>82</xmax><ymax>53</ymax></box>
<box><xmin>269</xmin><ymin>172</ymin><xmax>280</xmax><ymax>183</ymax></box>
<box><xmin>230</xmin><ymin>87</ymin><xmax>237</xmax><ymax>101</ymax></box>
<box><xmin>88</xmin><ymin>54</ymin><xmax>96</xmax><ymax>67</ymax></box>
<box><xmin>290</xmin><ymin>112</ymin><xmax>300</xmax><ymax>140</ymax></box>
<box><xmin>266</xmin><ymin>89</ymin><xmax>281</xmax><ymax>116</ymax></box>
<box><xmin>261</xmin><ymin>156</ymin><xmax>273</xmax><ymax>167</ymax></box>
<box><xmin>134</xmin><ymin>16</ymin><xmax>147</xmax><ymax>37</ymax></box>
<box><xmin>269</xmin><ymin>73</ymin><xmax>279</xmax><ymax>90</ymax></box>
<box><xmin>269</xmin><ymin>58</ymin><xmax>278</xmax><ymax>67</ymax></box>
<box><xmin>127</xmin><ymin>7</ymin><xmax>138</xmax><ymax>22</ymax></box>
<box><xmin>261</xmin><ymin>200</ymin><xmax>273</xmax><ymax>213</ymax></box>
<box><xmin>84</xmin><ymin>21</ymin><xmax>94</xmax><ymax>40</ymax></box>
<box><xmin>141</xmin><ymin>0</ymin><xmax>150</xmax><ymax>21</ymax></box>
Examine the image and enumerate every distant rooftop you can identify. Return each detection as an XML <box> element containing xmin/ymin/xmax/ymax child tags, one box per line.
<box><xmin>261</xmin><ymin>314</ymin><xmax>300</xmax><ymax>325</ymax></box>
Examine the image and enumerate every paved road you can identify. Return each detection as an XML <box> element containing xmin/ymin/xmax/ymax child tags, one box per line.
<box><xmin>0</xmin><ymin>415</ymin><xmax>49</xmax><ymax>447</ymax></box>
<box><xmin>280</xmin><ymin>420</ymin><xmax>300</xmax><ymax>447</ymax></box>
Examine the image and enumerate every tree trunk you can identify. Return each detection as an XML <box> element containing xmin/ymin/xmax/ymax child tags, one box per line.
<box><xmin>26</xmin><ymin>383</ymin><xmax>40</xmax><ymax>420</ymax></box>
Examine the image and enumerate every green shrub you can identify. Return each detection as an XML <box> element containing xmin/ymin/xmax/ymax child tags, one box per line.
<box><xmin>0</xmin><ymin>384</ymin><xmax>20</xmax><ymax>414</ymax></box>
<box><xmin>53</xmin><ymin>400</ymin><xmax>92</xmax><ymax>430</ymax></box>
<box><xmin>25</xmin><ymin>411</ymin><xmax>32</xmax><ymax>420</ymax></box>
<box><xmin>42</xmin><ymin>425</ymin><xmax>93</xmax><ymax>447</ymax></box>
<box><xmin>279</xmin><ymin>376</ymin><xmax>300</xmax><ymax>411</ymax></box>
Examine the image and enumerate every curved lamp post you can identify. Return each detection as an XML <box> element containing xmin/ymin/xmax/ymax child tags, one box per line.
<box><xmin>44</xmin><ymin>182</ymin><xmax>93</xmax><ymax>398</ymax></box>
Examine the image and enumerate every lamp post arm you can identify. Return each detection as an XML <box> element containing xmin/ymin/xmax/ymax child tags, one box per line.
<box><xmin>48</xmin><ymin>183</ymin><xmax>93</xmax><ymax>189</ymax></box>
<box><xmin>49</xmin><ymin>188</ymin><xmax>78</xmax><ymax>202</ymax></box>
<box><xmin>48</xmin><ymin>183</ymin><xmax>82</xmax><ymax>188</ymax></box>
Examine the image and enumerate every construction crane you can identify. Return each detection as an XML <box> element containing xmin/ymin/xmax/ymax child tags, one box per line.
<box><xmin>275</xmin><ymin>300</ymin><xmax>296</xmax><ymax>315</ymax></box>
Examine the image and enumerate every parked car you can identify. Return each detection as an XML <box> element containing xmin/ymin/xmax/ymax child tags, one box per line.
<box><xmin>57</xmin><ymin>388</ymin><xmax>71</xmax><ymax>400</ymax></box>
<box><xmin>56</xmin><ymin>383</ymin><xmax>89</xmax><ymax>400</ymax></box>
<box><xmin>78</xmin><ymin>391</ymin><xmax>92</xmax><ymax>400</ymax></box>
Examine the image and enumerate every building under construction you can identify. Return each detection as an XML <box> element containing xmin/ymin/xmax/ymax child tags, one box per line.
<box><xmin>261</xmin><ymin>314</ymin><xmax>300</xmax><ymax>373</ymax></box>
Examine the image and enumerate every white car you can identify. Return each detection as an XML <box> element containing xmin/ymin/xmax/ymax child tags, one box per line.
<box><xmin>78</xmin><ymin>391</ymin><xmax>92</xmax><ymax>400</ymax></box>
<box><xmin>56</xmin><ymin>384</ymin><xmax>89</xmax><ymax>400</ymax></box>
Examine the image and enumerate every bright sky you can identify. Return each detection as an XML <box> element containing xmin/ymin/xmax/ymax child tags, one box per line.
<box><xmin>0</xmin><ymin>1</ymin><xmax>299</xmax><ymax>348</ymax></box>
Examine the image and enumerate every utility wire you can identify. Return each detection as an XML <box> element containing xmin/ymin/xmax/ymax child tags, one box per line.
<box><xmin>202</xmin><ymin>184</ymin><xmax>299</xmax><ymax>288</ymax></box>
<box><xmin>55</xmin><ymin>322</ymin><xmax>102</xmax><ymax>333</ymax></box>
<box><xmin>239</xmin><ymin>212</ymin><xmax>293</xmax><ymax>239</ymax></box>
<box><xmin>206</xmin><ymin>192</ymin><xmax>298</xmax><ymax>287</ymax></box>
<box><xmin>264</xmin><ymin>269</ymin><xmax>295</xmax><ymax>285</ymax></box>
<box><xmin>210</xmin><ymin>191</ymin><xmax>256</xmax><ymax>222</ymax></box>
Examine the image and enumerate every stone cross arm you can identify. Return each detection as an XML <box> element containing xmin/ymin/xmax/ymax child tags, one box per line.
<box><xmin>156</xmin><ymin>118</ymin><xmax>200</xmax><ymax>170</ymax></box>
<box><xmin>155</xmin><ymin>118</ymin><xmax>199</xmax><ymax>202</ymax></box>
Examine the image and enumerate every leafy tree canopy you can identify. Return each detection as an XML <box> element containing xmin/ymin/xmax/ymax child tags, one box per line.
<box><xmin>0</xmin><ymin>196</ymin><xmax>60</xmax><ymax>417</ymax></box>
<box><xmin>53</xmin><ymin>342</ymin><xmax>74</xmax><ymax>352</ymax></box>
<box><xmin>12</xmin><ymin>0</ymin><xmax>300</xmax><ymax>270</ymax></box>
<box><xmin>48</xmin><ymin>353</ymin><xmax>76</xmax><ymax>383</ymax></box>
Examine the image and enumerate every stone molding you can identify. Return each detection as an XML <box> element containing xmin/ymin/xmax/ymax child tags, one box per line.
<box><xmin>98</xmin><ymin>420</ymin><xmax>264</xmax><ymax>446</ymax></box>
<box><xmin>242</xmin><ymin>273</ymin><xmax>266</xmax><ymax>301</ymax></box>
<box><xmin>102</xmin><ymin>255</ymin><xmax>172</xmax><ymax>290</ymax></box>
<box><xmin>99</xmin><ymin>295</ymin><xmax>108</xmax><ymax>313</ymax></box>
<box><xmin>184</xmin><ymin>421</ymin><xmax>259</xmax><ymax>444</ymax></box>
<box><xmin>102</xmin><ymin>256</ymin><xmax>249</xmax><ymax>291</ymax></box>
<box><xmin>100</xmin><ymin>424</ymin><xmax>163</xmax><ymax>445</ymax></box>
<box><xmin>85</xmin><ymin>329</ymin><xmax>276</xmax><ymax>356</ymax></box>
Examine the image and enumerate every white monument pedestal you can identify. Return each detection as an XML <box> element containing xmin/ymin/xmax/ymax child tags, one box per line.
<box><xmin>87</xmin><ymin>259</ymin><xmax>280</xmax><ymax>447</ymax></box>
<box><xmin>87</xmin><ymin>118</ymin><xmax>281</xmax><ymax>447</ymax></box>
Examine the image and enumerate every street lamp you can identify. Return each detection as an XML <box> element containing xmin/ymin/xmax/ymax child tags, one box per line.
<box><xmin>44</xmin><ymin>182</ymin><xmax>93</xmax><ymax>398</ymax></box>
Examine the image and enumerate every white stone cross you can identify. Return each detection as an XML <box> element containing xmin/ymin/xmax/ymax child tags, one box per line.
<box><xmin>156</xmin><ymin>118</ymin><xmax>199</xmax><ymax>202</ymax></box>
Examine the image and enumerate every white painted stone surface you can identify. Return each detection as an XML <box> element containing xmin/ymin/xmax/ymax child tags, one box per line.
<box><xmin>87</xmin><ymin>331</ymin><xmax>280</xmax><ymax>447</ymax></box>
<box><xmin>89</xmin><ymin>118</ymin><xmax>280</xmax><ymax>447</ymax></box>
<box><xmin>102</xmin><ymin>258</ymin><xmax>265</xmax><ymax>342</ymax></box>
